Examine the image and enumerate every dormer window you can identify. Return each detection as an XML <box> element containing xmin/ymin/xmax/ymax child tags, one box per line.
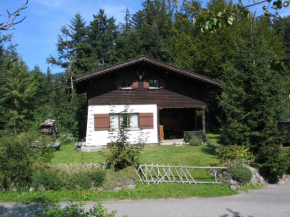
<box><xmin>121</xmin><ymin>80</ymin><xmax>132</xmax><ymax>89</ymax></box>
<box><xmin>149</xmin><ymin>79</ymin><xmax>159</xmax><ymax>89</ymax></box>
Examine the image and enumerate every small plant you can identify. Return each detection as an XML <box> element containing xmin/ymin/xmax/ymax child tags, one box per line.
<box><xmin>188</xmin><ymin>136</ymin><xmax>202</xmax><ymax>146</ymax></box>
<box><xmin>216</xmin><ymin>145</ymin><xmax>253</xmax><ymax>163</ymax></box>
<box><xmin>184</xmin><ymin>132</ymin><xmax>194</xmax><ymax>143</ymax></box>
<box><xmin>227</xmin><ymin>162</ymin><xmax>252</xmax><ymax>185</ymax></box>
<box><xmin>105</xmin><ymin>104</ymin><xmax>145</xmax><ymax>171</ymax></box>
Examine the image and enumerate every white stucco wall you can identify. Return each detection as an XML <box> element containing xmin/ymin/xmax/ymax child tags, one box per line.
<box><xmin>86</xmin><ymin>104</ymin><xmax>158</xmax><ymax>146</ymax></box>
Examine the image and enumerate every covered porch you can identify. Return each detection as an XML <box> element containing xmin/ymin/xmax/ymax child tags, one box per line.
<box><xmin>158</xmin><ymin>107</ymin><xmax>206</xmax><ymax>142</ymax></box>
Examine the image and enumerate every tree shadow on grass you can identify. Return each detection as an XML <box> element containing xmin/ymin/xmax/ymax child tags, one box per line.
<box><xmin>200</xmin><ymin>145</ymin><xmax>216</xmax><ymax>156</ymax></box>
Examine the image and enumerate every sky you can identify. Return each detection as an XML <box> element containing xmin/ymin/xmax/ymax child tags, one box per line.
<box><xmin>1</xmin><ymin>0</ymin><xmax>289</xmax><ymax>74</ymax></box>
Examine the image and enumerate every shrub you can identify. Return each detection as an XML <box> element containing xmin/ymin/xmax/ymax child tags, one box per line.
<box><xmin>216</xmin><ymin>145</ymin><xmax>253</xmax><ymax>163</ymax></box>
<box><xmin>184</xmin><ymin>132</ymin><xmax>194</xmax><ymax>143</ymax></box>
<box><xmin>105</xmin><ymin>104</ymin><xmax>145</xmax><ymax>171</ymax></box>
<box><xmin>197</xmin><ymin>130</ymin><xmax>207</xmax><ymax>143</ymax></box>
<box><xmin>188</xmin><ymin>136</ymin><xmax>202</xmax><ymax>146</ymax></box>
<box><xmin>32</xmin><ymin>168</ymin><xmax>62</xmax><ymax>191</ymax></box>
<box><xmin>184</xmin><ymin>132</ymin><xmax>202</xmax><ymax>146</ymax></box>
<box><xmin>0</xmin><ymin>135</ymin><xmax>53</xmax><ymax>191</ymax></box>
<box><xmin>227</xmin><ymin>162</ymin><xmax>252</xmax><ymax>185</ymax></box>
<box><xmin>91</xmin><ymin>170</ymin><xmax>106</xmax><ymax>187</ymax></box>
<box><xmin>256</xmin><ymin>144</ymin><xmax>289</xmax><ymax>183</ymax></box>
<box><xmin>33</xmin><ymin>166</ymin><xmax>106</xmax><ymax>190</ymax></box>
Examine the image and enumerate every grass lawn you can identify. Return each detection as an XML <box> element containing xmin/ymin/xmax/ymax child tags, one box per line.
<box><xmin>0</xmin><ymin>183</ymin><xmax>236</xmax><ymax>203</ymax></box>
<box><xmin>52</xmin><ymin>142</ymin><xmax>219</xmax><ymax>166</ymax></box>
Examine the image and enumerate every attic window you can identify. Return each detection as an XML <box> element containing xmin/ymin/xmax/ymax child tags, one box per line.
<box><xmin>149</xmin><ymin>79</ymin><xmax>159</xmax><ymax>89</ymax></box>
<box><xmin>121</xmin><ymin>80</ymin><xmax>132</xmax><ymax>89</ymax></box>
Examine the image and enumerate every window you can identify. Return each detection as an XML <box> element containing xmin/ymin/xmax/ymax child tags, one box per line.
<box><xmin>149</xmin><ymin>79</ymin><xmax>159</xmax><ymax>89</ymax></box>
<box><xmin>121</xmin><ymin>80</ymin><xmax>132</xmax><ymax>89</ymax></box>
<box><xmin>110</xmin><ymin>114</ymin><xmax>139</xmax><ymax>129</ymax></box>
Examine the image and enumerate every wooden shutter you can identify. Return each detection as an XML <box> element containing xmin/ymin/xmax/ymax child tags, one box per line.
<box><xmin>94</xmin><ymin>114</ymin><xmax>110</xmax><ymax>131</ymax></box>
<box><xmin>132</xmin><ymin>80</ymin><xmax>138</xmax><ymax>89</ymax></box>
<box><xmin>143</xmin><ymin>80</ymin><xmax>149</xmax><ymax>88</ymax></box>
<box><xmin>139</xmin><ymin>113</ymin><xmax>154</xmax><ymax>129</ymax></box>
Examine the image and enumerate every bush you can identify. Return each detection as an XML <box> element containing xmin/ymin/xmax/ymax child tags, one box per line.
<box><xmin>91</xmin><ymin>170</ymin><xmax>106</xmax><ymax>187</ymax></box>
<box><xmin>197</xmin><ymin>130</ymin><xmax>207</xmax><ymax>143</ymax></box>
<box><xmin>216</xmin><ymin>145</ymin><xmax>253</xmax><ymax>163</ymax></box>
<box><xmin>227</xmin><ymin>162</ymin><xmax>252</xmax><ymax>185</ymax></box>
<box><xmin>188</xmin><ymin>136</ymin><xmax>202</xmax><ymax>146</ymax></box>
<box><xmin>105</xmin><ymin>105</ymin><xmax>145</xmax><ymax>171</ymax></box>
<box><xmin>32</xmin><ymin>168</ymin><xmax>62</xmax><ymax>191</ymax></box>
<box><xmin>256</xmin><ymin>144</ymin><xmax>289</xmax><ymax>183</ymax></box>
<box><xmin>184</xmin><ymin>132</ymin><xmax>194</xmax><ymax>143</ymax></box>
<box><xmin>0</xmin><ymin>135</ymin><xmax>53</xmax><ymax>191</ymax></box>
<box><xmin>184</xmin><ymin>132</ymin><xmax>202</xmax><ymax>146</ymax></box>
<box><xmin>32</xmin><ymin>166</ymin><xmax>106</xmax><ymax>190</ymax></box>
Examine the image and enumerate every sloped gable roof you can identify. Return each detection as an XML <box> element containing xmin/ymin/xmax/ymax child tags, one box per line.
<box><xmin>75</xmin><ymin>56</ymin><xmax>221</xmax><ymax>87</ymax></box>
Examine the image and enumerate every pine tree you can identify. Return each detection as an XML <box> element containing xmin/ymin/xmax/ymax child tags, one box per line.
<box><xmin>219</xmin><ymin>18</ymin><xmax>290</xmax><ymax>181</ymax></box>
<box><xmin>88</xmin><ymin>9</ymin><xmax>118</xmax><ymax>68</ymax></box>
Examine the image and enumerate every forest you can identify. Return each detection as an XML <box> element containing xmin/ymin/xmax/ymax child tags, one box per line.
<box><xmin>0</xmin><ymin>0</ymin><xmax>290</xmax><ymax>180</ymax></box>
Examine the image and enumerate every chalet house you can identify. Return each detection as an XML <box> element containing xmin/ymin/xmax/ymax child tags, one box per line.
<box><xmin>75</xmin><ymin>56</ymin><xmax>221</xmax><ymax>147</ymax></box>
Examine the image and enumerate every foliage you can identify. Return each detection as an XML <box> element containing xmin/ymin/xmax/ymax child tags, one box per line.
<box><xmin>184</xmin><ymin>131</ymin><xmax>194</xmax><ymax>143</ymax></box>
<box><xmin>105</xmin><ymin>105</ymin><xmax>144</xmax><ymax>171</ymax></box>
<box><xmin>216</xmin><ymin>145</ymin><xmax>253</xmax><ymax>163</ymax></box>
<box><xmin>0</xmin><ymin>134</ymin><xmax>53</xmax><ymax>190</ymax></box>
<box><xmin>227</xmin><ymin>162</ymin><xmax>252</xmax><ymax>185</ymax></box>
<box><xmin>30</xmin><ymin>202</ymin><xmax>117</xmax><ymax>217</ymax></box>
<box><xmin>57</xmin><ymin>133</ymin><xmax>74</xmax><ymax>144</ymax></box>
<box><xmin>197</xmin><ymin>130</ymin><xmax>207</xmax><ymax>142</ymax></box>
<box><xmin>184</xmin><ymin>132</ymin><xmax>203</xmax><ymax>146</ymax></box>
<box><xmin>0</xmin><ymin>182</ymin><xmax>236</xmax><ymax>202</ymax></box>
<box><xmin>32</xmin><ymin>166</ymin><xmax>106</xmax><ymax>190</ymax></box>
<box><xmin>188</xmin><ymin>136</ymin><xmax>202</xmax><ymax>146</ymax></box>
<box><xmin>32</xmin><ymin>168</ymin><xmax>62</xmax><ymax>191</ymax></box>
<box><xmin>256</xmin><ymin>144</ymin><xmax>289</xmax><ymax>183</ymax></box>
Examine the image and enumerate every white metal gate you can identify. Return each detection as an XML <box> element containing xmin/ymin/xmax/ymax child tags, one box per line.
<box><xmin>136</xmin><ymin>164</ymin><xmax>227</xmax><ymax>184</ymax></box>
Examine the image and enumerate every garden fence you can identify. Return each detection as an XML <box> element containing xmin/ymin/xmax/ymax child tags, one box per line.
<box><xmin>136</xmin><ymin>164</ymin><xmax>227</xmax><ymax>184</ymax></box>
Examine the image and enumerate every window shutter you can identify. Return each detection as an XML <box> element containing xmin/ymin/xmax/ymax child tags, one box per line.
<box><xmin>139</xmin><ymin>113</ymin><xmax>154</xmax><ymax>129</ymax></box>
<box><xmin>94</xmin><ymin>114</ymin><xmax>110</xmax><ymax>131</ymax></box>
<box><xmin>143</xmin><ymin>80</ymin><xmax>149</xmax><ymax>88</ymax></box>
<box><xmin>132</xmin><ymin>80</ymin><xmax>138</xmax><ymax>89</ymax></box>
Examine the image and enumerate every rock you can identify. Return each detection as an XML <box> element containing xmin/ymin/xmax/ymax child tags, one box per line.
<box><xmin>229</xmin><ymin>179</ymin><xmax>238</xmax><ymax>185</ymax></box>
<box><xmin>124</xmin><ymin>185</ymin><xmax>135</xmax><ymax>190</ymax></box>
<box><xmin>230</xmin><ymin>185</ymin><xmax>237</xmax><ymax>191</ymax></box>
<box><xmin>114</xmin><ymin>187</ymin><xmax>122</xmax><ymax>191</ymax></box>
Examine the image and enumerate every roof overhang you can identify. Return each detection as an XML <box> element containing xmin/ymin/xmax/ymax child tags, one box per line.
<box><xmin>75</xmin><ymin>56</ymin><xmax>222</xmax><ymax>93</ymax></box>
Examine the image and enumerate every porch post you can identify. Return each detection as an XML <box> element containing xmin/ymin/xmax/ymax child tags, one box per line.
<box><xmin>194</xmin><ymin>108</ymin><xmax>197</xmax><ymax>131</ymax></box>
<box><xmin>202</xmin><ymin>108</ymin><xmax>206</xmax><ymax>133</ymax></box>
